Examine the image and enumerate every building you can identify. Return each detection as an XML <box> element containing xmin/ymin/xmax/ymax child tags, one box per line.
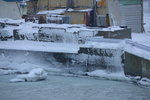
<box><xmin>107</xmin><ymin>0</ymin><xmax>143</xmax><ymax>33</ymax></box>
<box><xmin>29</xmin><ymin>0</ymin><xmax>95</xmax><ymax>25</ymax></box>
<box><xmin>26</xmin><ymin>0</ymin><xmax>143</xmax><ymax>33</ymax></box>
<box><xmin>0</xmin><ymin>0</ymin><xmax>27</xmax><ymax>19</ymax></box>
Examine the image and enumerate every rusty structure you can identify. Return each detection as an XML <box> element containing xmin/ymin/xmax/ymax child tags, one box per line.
<box><xmin>26</xmin><ymin>0</ymin><xmax>109</xmax><ymax>26</ymax></box>
<box><xmin>26</xmin><ymin>0</ymin><xmax>143</xmax><ymax>33</ymax></box>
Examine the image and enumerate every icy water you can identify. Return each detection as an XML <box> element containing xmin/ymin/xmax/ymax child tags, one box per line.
<box><xmin>0</xmin><ymin>75</ymin><xmax>150</xmax><ymax>100</ymax></box>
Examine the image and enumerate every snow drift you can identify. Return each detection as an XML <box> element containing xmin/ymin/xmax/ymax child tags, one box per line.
<box><xmin>87</xmin><ymin>70</ymin><xmax>128</xmax><ymax>81</ymax></box>
<box><xmin>10</xmin><ymin>68</ymin><xmax>48</xmax><ymax>82</ymax></box>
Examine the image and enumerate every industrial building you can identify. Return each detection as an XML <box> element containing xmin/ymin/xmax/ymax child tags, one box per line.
<box><xmin>0</xmin><ymin>0</ymin><xmax>143</xmax><ymax>33</ymax></box>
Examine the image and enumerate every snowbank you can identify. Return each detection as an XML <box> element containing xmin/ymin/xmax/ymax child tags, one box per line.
<box><xmin>87</xmin><ymin>70</ymin><xmax>129</xmax><ymax>81</ymax></box>
<box><xmin>127</xmin><ymin>76</ymin><xmax>150</xmax><ymax>87</ymax></box>
<box><xmin>132</xmin><ymin>33</ymin><xmax>150</xmax><ymax>47</ymax></box>
<box><xmin>37</xmin><ymin>8</ymin><xmax>92</xmax><ymax>15</ymax></box>
<box><xmin>10</xmin><ymin>68</ymin><xmax>48</xmax><ymax>82</ymax></box>
<box><xmin>85</xmin><ymin>37</ymin><xmax>150</xmax><ymax>60</ymax></box>
<box><xmin>15</xmin><ymin>22</ymin><xmax>39</xmax><ymax>35</ymax></box>
<box><xmin>124</xmin><ymin>40</ymin><xmax>150</xmax><ymax>60</ymax></box>
<box><xmin>84</xmin><ymin>41</ymin><xmax>121</xmax><ymax>50</ymax></box>
<box><xmin>0</xmin><ymin>69</ymin><xmax>18</xmax><ymax>75</ymax></box>
<box><xmin>139</xmin><ymin>78</ymin><xmax>150</xmax><ymax>86</ymax></box>
<box><xmin>37</xmin><ymin>9</ymin><xmax>66</xmax><ymax>15</ymax></box>
<box><xmin>67</xmin><ymin>8</ymin><xmax>93</xmax><ymax>12</ymax></box>
<box><xmin>102</xmin><ymin>26</ymin><xmax>124</xmax><ymax>32</ymax></box>
<box><xmin>0</xmin><ymin>26</ymin><xmax>15</xmax><ymax>37</ymax></box>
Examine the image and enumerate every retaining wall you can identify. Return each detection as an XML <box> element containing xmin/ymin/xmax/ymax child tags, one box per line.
<box><xmin>124</xmin><ymin>52</ymin><xmax>150</xmax><ymax>78</ymax></box>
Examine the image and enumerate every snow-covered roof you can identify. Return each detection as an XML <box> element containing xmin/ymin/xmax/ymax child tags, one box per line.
<box><xmin>37</xmin><ymin>8</ymin><xmax>93</xmax><ymax>15</ymax></box>
<box><xmin>0</xmin><ymin>18</ymin><xmax>24</xmax><ymax>24</ymax></box>
<box><xmin>0</xmin><ymin>41</ymin><xmax>79</xmax><ymax>53</ymax></box>
<box><xmin>67</xmin><ymin>8</ymin><xmax>93</xmax><ymax>12</ymax></box>
<box><xmin>37</xmin><ymin>9</ymin><xmax>67</xmax><ymax>15</ymax></box>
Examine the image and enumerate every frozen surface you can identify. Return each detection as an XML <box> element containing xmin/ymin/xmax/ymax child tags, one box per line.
<box><xmin>10</xmin><ymin>68</ymin><xmax>47</xmax><ymax>82</ymax></box>
<box><xmin>0</xmin><ymin>75</ymin><xmax>150</xmax><ymax>100</ymax></box>
<box><xmin>132</xmin><ymin>33</ymin><xmax>150</xmax><ymax>47</ymax></box>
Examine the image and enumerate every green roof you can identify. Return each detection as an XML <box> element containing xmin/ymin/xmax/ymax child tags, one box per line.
<box><xmin>119</xmin><ymin>0</ymin><xmax>142</xmax><ymax>5</ymax></box>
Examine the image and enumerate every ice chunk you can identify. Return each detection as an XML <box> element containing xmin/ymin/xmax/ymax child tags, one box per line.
<box><xmin>10</xmin><ymin>68</ymin><xmax>48</xmax><ymax>82</ymax></box>
<box><xmin>138</xmin><ymin>78</ymin><xmax>150</xmax><ymax>86</ymax></box>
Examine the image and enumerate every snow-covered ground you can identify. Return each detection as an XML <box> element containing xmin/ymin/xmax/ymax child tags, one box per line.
<box><xmin>0</xmin><ymin>25</ymin><xmax>150</xmax><ymax>84</ymax></box>
<box><xmin>132</xmin><ymin>33</ymin><xmax>150</xmax><ymax>47</ymax></box>
<box><xmin>0</xmin><ymin>41</ymin><xmax>79</xmax><ymax>53</ymax></box>
<box><xmin>0</xmin><ymin>1</ymin><xmax>150</xmax><ymax>96</ymax></box>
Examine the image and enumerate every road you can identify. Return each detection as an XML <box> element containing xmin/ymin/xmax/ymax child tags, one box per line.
<box><xmin>0</xmin><ymin>75</ymin><xmax>150</xmax><ymax>100</ymax></box>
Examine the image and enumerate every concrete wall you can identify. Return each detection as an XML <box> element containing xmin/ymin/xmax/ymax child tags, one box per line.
<box><xmin>64</xmin><ymin>12</ymin><xmax>87</xmax><ymax>24</ymax></box>
<box><xmin>0</xmin><ymin>0</ymin><xmax>27</xmax><ymax>19</ymax></box>
<box><xmin>51</xmin><ymin>47</ymin><xmax>123</xmax><ymax>72</ymax></box>
<box><xmin>124</xmin><ymin>52</ymin><xmax>150</xmax><ymax>78</ymax></box>
<box><xmin>37</xmin><ymin>0</ymin><xmax>94</xmax><ymax>11</ymax></box>
<box><xmin>77</xmin><ymin>47</ymin><xmax>123</xmax><ymax>72</ymax></box>
<box><xmin>96</xmin><ymin>28</ymin><xmax>131</xmax><ymax>39</ymax></box>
